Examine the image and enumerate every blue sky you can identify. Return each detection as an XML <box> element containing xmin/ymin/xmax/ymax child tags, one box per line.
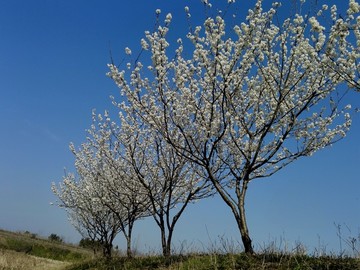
<box><xmin>1</xmin><ymin>0</ymin><xmax>359</xmax><ymax>254</ymax></box>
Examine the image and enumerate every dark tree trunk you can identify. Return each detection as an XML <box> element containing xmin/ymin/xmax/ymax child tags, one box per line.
<box><xmin>160</xmin><ymin>227</ymin><xmax>169</xmax><ymax>257</ymax></box>
<box><xmin>242</xmin><ymin>234</ymin><xmax>254</xmax><ymax>254</ymax></box>
<box><xmin>126</xmin><ymin>221</ymin><xmax>134</xmax><ymax>258</ymax></box>
<box><xmin>207</xmin><ymin>168</ymin><xmax>255</xmax><ymax>254</ymax></box>
<box><xmin>163</xmin><ymin>245</ymin><xmax>171</xmax><ymax>258</ymax></box>
<box><xmin>126</xmin><ymin>236</ymin><xmax>132</xmax><ymax>258</ymax></box>
<box><xmin>159</xmin><ymin>220</ymin><xmax>172</xmax><ymax>257</ymax></box>
<box><xmin>165</xmin><ymin>228</ymin><xmax>173</xmax><ymax>258</ymax></box>
<box><xmin>229</xmin><ymin>202</ymin><xmax>254</xmax><ymax>254</ymax></box>
<box><xmin>102</xmin><ymin>242</ymin><xmax>113</xmax><ymax>259</ymax></box>
<box><xmin>236</xmin><ymin>211</ymin><xmax>254</xmax><ymax>255</ymax></box>
<box><xmin>237</xmin><ymin>180</ymin><xmax>255</xmax><ymax>255</ymax></box>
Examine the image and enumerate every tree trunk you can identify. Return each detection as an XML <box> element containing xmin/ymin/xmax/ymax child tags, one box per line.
<box><xmin>160</xmin><ymin>225</ymin><xmax>172</xmax><ymax>257</ymax></box>
<box><xmin>126</xmin><ymin>236</ymin><xmax>132</xmax><ymax>258</ymax></box>
<box><xmin>165</xmin><ymin>229</ymin><xmax>173</xmax><ymax>258</ymax></box>
<box><xmin>237</xmin><ymin>180</ymin><xmax>254</xmax><ymax>255</ymax></box>
<box><xmin>242</xmin><ymin>234</ymin><xmax>254</xmax><ymax>254</ymax></box>
<box><xmin>207</xmin><ymin>169</ymin><xmax>255</xmax><ymax>254</ymax></box>
<box><xmin>103</xmin><ymin>242</ymin><xmax>112</xmax><ymax>259</ymax></box>
<box><xmin>238</xmin><ymin>219</ymin><xmax>254</xmax><ymax>254</ymax></box>
<box><xmin>163</xmin><ymin>244</ymin><xmax>171</xmax><ymax>258</ymax></box>
<box><xmin>126</xmin><ymin>222</ymin><xmax>133</xmax><ymax>258</ymax></box>
<box><xmin>161</xmin><ymin>228</ymin><xmax>170</xmax><ymax>257</ymax></box>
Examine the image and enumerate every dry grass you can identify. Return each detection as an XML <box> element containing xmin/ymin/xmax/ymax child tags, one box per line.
<box><xmin>0</xmin><ymin>249</ymin><xmax>70</xmax><ymax>270</ymax></box>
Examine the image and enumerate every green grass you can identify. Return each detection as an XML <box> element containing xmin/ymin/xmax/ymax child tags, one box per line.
<box><xmin>65</xmin><ymin>252</ymin><xmax>360</xmax><ymax>270</ymax></box>
<box><xmin>1</xmin><ymin>229</ymin><xmax>359</xmax><ymax>269</ymax></box>
<box><xmin>0</xmin><ymin>229</ymin><xmax>92</xmax><ymax>263</ymax></box>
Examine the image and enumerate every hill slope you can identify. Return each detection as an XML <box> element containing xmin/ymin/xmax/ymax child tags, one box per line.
<box><xmin>0</xmin><ymin>229</ymin><xmax>92</xmax><ymax>270</ymax></box>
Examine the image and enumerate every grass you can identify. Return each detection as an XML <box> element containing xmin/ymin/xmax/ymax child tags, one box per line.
<box><xmin>0</xmin><ymin>249</ymin><xmax>70</xmax><ymax>270</ymax></box>
<box><xmin>64</xmin><ymin>252</ymin><xmax>360</xmax><ymax>270</ymax></box>
<box><xmin>1</xmin><ymin>229</ymin><xmax>360</xmax><ymax>269</ymax></box>
<box><xmin>0</xmin><ymin>229</ymin><xmax>92</xmax><ymax>270</ymax></box>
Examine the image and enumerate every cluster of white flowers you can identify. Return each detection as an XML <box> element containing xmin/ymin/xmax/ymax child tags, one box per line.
<box><xmin>125</xmin><ymin>47</ymin><xmax>132</xmax><ymax>55</ymax></box>
<box><xmin>165</xmin><ymin>13</ymin><xmax>172</xmax><ymax>24</ymax></box>
<box><xmin>309</xmin><ymin>16</ymin><xmax>325</xmax><ymax>32</ymax></box>
<box><xmin>202</xmin><ymin>0</ymin><xmax>212</xmax><ymax>7</ymax></box>
<box><xmin>348</xmin><ymin>0</ymin><xmax>360</xmax><ymax>14</ymax></box>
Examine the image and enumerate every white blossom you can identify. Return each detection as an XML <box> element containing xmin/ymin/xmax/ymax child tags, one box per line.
<box><xmin>125</xmin><ymin>47</ymin><xmax>132</xmax><ymax>55</ymax></box>
<box><xmin>165</xmin><ymin>13</ymin><xmax>172</xmax><ymax>24</ymax></box>
<box><xmin>141</xmin><ymin>38</ymin><xmax>149</xmax><ymax>50</ymax></box>
<box><xmin>348</xmin><ymin>0</ymin><xmax>360</xmax><ymax>14</ymax></box>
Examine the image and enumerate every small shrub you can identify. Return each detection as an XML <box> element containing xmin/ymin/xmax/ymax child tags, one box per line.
<box><xmin>48</xmin><ymin>233</ymin><xmax>63</xmax><ymax>243</ymax></box>
<box><xmin>23</xmin><ymin>231</ymin><xmax>37</xmax><ymax>239</ymax></box>
<box><xmin>79</xmin><ymin>238</ymin><xmax>101</xmax><ymax>253</ymax></box>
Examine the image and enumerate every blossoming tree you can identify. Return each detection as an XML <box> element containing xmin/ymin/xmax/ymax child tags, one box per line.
<box><xmin>116</xmin><ymin>110</ymin><xmax>213</xmax><ymax>257</ymax></box>
<box><xmin>52</xmin><ymin>111</ymin><xmax>150</xmax><ymax>258</ymax></box>
<box><xmin>52</xmin><ymin>172</ymin><xmax>123</xmax><ymax>258</ymax></box>
<box><xmin>108</xmin><ymin>0</ymin><xmax>359</xmax><ymax>254</ymax></box>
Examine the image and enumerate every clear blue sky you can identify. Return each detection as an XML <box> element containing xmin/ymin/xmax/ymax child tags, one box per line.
<box><xmin>1</xmin><ymin>0</ymin><xmax>359</xmax><ymax>255</ymax></box>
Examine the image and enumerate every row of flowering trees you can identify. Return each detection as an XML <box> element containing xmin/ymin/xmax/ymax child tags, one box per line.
<box><xmin>52</xmin><ymin>0</ymin><xmax>360</xmax><ymax>257</ymax></box>
<box><xmin>52</xmin><ymin>110</ymin><xmax>211</xmax><ymax>258</ymax></box>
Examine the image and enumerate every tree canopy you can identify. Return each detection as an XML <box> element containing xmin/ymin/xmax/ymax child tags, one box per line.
<box><xmin>107</xmin><ymin>0</ymin><xmax>359</xmax><ymax>254</ymax></box>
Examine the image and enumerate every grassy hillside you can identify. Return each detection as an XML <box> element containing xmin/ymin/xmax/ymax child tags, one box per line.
<box><xmin>1</xmin><ymin>229</ymin><xmax>360</xmax><ymax>269</ymax></box>
<box><xmin>0</xmin><ymin>229</ymin><xmax>92</xmax><ymax>270</ymax></box>
<box><xmin>0</xmin><ymin>249</ymin><xmax>70</xmax><ymax>270</ymax></box>
<box><xmin>66</xmin><ymin>253</ymin><xmax>360</xmax><ymax>270</ymax></box>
